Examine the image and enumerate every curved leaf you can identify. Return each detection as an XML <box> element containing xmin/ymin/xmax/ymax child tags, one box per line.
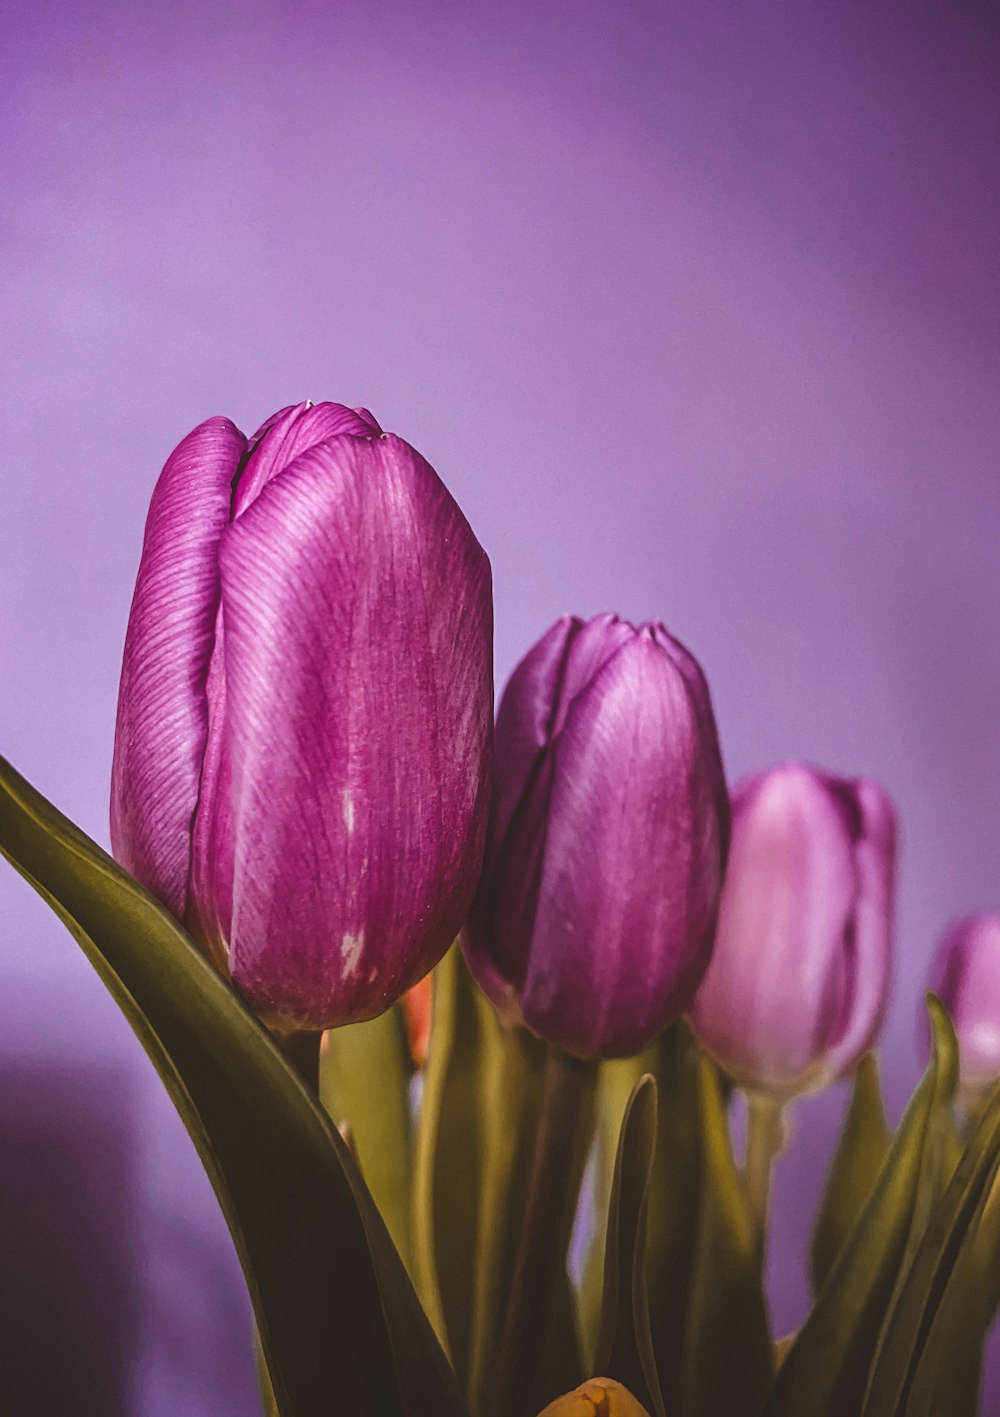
<box><xmin>901</xmin><ymin>1171</ymin><xmax>999</xmax><ymax>1417</ymax></box>
<box><xmin>412</xmin><ymin>947</ymin><xmax>582</xmax><ymax>1417</ymax></box>
<box><xmin>763</xmin><ymin>999</ymin><xmax>956</xmax><ymax>1417</ymax></box>
<box><xmin>490</xmin><ymin>1049</ymin><xmax>596</xmax><ymax>1417</ymax></box>
<box><xmin>811</xmin><ymin>1053</ymin><xmax>890</xmax><ymax>1295</ymax></box>
<box><xmin>861</xmin><ymin>1071</ymin><xmax>1000</xmax><ymax>1417</ymax></box>
<box><xmin>411</xmin><ymin>944</ymin><xmax>487</xmax><ymax>1375</ymax></box>
<box><xmin>0</xmin><ymin>755</ymin><xmax>463</xmax><ymax>1417</ymax></box>
<box><xmin>466</xmin><ymin>1003</ymin><xmax>551</xmax><ymax>1416</ymax></box>
<box><xmin>578</xmin><ymin>1056</ymin><xmax>645</xmax><ymax>1371</ymax></box>
<box><xmin>891</xmin><ymin>1004</ymin><xmax>961</xmax><ymax>1298</ymax></box>
<box><xmin>593</xmin><ymin>1074</ymin><xmax>664</xmax><ymax>1417</ymax></box>
<box><xmin>683</xmin><ymin>1055</ymin><xmax>773</xmax><ymax>1417</ymax></box>
<box><xmin>645</xmin><ymin>1020</ymin><xmax>704</xmax><ymax>1416</ymax></box>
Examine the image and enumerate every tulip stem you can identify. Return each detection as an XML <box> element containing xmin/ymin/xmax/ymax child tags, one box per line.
<box><xmin>276</xmin><ymin>1029</ymin><xmax>323</xmax><ymax>1096</ymax></box>
<box><xmin>744</xmin><ymin>1091</ymin><xmax>785</xmax><ymax>1245</ymax></box>
<box><xmin>492</xmin><ymin>1047</ymin><xmax>595</xmax><ymax>1417</ymax></box>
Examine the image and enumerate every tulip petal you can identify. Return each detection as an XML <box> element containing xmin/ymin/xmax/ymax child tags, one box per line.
<box><xmin>491</xmin><ymin>614</ymin><xmax>578</xmax><ymax>842</ymax></box>
<box><xmin>233</xmin><ymin>401</ymin><xmax>382</xmax><ymax>517</ymax></box>
<box><xmin>691</xmin><ymin>764</ymin><xmax>858</xmax><ymax>1091</ymax></box>
<box><xmin>520</xmin><ymin>635</ymin><xmax>724</xmax><ymax>1057</ymax></box>
<box><xmin>650</xmin><ymin>622</ymin><xmax>730</xmax><ymax>850</ymax></box>
<box><xmin>465</xmin><ymin>613</ymin><xmax>646</xmax><ymax>1013</ymax></box>
<box><xmin>110</xmin><ymin>416</ymin><xmax>246</xmax><ymax>916</ymax></box>
<box><xmin>211</xmin><ymin>432</ymin><xmax>492</xmax><ymax>1030</ymax></box>
<box><xmin>537</xmin><ymin>1377</ymin><xmax>653</xmax><ymax>1417</ymax></box>
<box><xmin>927</xmin><ymin>916</ymin><xmax>1000</xmax><ymax>1083</ymax></box>
<box><xmin>464</xmin><ymin>617</ymin><xmax>577</xmax><ymax>1012</ymax></box>
<box><xmin>550</xmin><ymin>612</ymin><xmax>634</xmax><ymax>738</ymax></box>
<box><xmin>824</xmin><ymin>779</ymin><xmax>897</xmax><ymax>1078</ymax></box>
<box><xmin>467</xmin><ymin>752</ymin><xmax>554</xmax><ymax>1013</ymax></box>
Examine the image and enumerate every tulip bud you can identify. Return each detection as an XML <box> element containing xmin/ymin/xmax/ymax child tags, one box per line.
<box><xmin>925</xmin><ymin>915</ymin><xmax>1000</xmax><ymax>1091</ymax></box>
<box><xmin>463</xmin><ymin>612</ymin><xmax>728</xmax><ymax>1059</ymax></box>
<box><xmin>691</xmin><ymin>763</ymin><xmax>897</xmax><ymax>1095</ymax></box>
<box><xmin>537</xmin><ymin>1378</ymin><xmax>652</xmax><ymax>1417</ymax></box>
<box><xmin>111</xmin><ymin>401</ymin><xmax>493</xmax><ymax>1032</ymax></box>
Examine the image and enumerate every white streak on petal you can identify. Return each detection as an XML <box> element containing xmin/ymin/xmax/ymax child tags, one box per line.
<box><xmin>341</xmin><ymin>930</ymin><xmax>365</xmax><ymax>977</ymax></box>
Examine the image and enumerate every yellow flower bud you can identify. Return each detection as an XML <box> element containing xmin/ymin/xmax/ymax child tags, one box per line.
<box><xmin>536</xmin><ymin>1377</ymin><xmax>652</xmax><ymax>1417</ymax></box>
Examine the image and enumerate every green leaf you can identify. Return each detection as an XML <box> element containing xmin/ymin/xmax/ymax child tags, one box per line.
<box><xmin>0</xmin><ymin>755</ymin><xmax>463</xmax><ymax>1417</ymax></box>
<box><xmin>411</xmin><ymin>944</ymin><xmax>487</xmax><ymax>1380</ymax></box>
<box><xmin>900</xmin><ymin>1173</ymin><xmax>999</xmax><ymax>1417</ymax></box>
<box><xmin>645</xmin><ymin>1021</ymin><xmax>705</xmax><ymax>1417</ymax></box>
<box><xmin>682</xmin><ymin>1055</ymin><xmax>773</xmax><ymax>1417</ymax></box>
<box><xmin>320</xmin><ymin>1006</ymin><xmax>414</xmax><ymax>1271</ymax></box>
<box><xmin>256</xmin><ymin>1328</ymin><xmax>281</xmax><ymax>1417</ymax></box>
<box><xmin>891</xmin><ymin>1003</ymin><xmax>961</xmax><ymax>1297</ymax></box>
<box><xmin>593</xmin><ymin>1074</ymin><xmax>665</xmax><ymax>1417</ymax></box>
<box><xmin>504</xmin><ymin>1051</ymin><xmax>596</xmax><ymax>1417</ymax></box>
<box><xmin>466</xmin><ymin>1007</ymin><xmax>553</xmax><ymax>1417</ymax></box>
<box><xmin>411</xmin><ymin>948</ymin><xmax>585</xmax><ymax>1417</ymax></box>
<box><xmin>578</xmin><ymin>1056</ymin><xmax>646</xmax><ymax>1371</ymax></box>
<box><xmin>811</xmin><ymin>1053</ymin><xmax>891</xmax><ymax>1295</ymax></box>
<box><xmin>861</xmin><ymin>1069</ymin><xmax>1000</xmax><ymax>1417</ymax></box>
<box><xmin>763</xmin><ymin>998</ymin><xmax>956</xmax><ymax>1417</ymax></box>
<box><xmin>901</xmin><ymin>1127</ymin><xmax>1000</xmax><ymax>1417</ymax></box>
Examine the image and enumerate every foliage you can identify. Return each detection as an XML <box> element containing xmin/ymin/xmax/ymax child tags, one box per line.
<box><xmin>2</xmin><ymin>755</ymin><xmax>1000</xmax><ymax>1416</ymax></box>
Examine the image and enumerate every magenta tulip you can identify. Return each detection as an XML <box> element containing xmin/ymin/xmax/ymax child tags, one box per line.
<box><xmin>691</xmin><ymin>763</ymin><xmax>897</xmax><ymax>1095</ymax></box>
<box><xmin>463</xmin><ymin>612</ymin><xmax>728</xmax><ymax>1059</ymax></box>
<box><xmin>925</xmin><ymin>915</ymin><xmax>1000</xmax><ymax>1088</ymax></box>
<box><xmin>111</xmin><ymin>401</ymin><xmax>493</xmax><ymax>1032</ymax></box>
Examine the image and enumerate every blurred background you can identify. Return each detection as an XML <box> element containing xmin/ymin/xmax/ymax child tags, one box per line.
<box><xmin>1</xmin><ymin>0</ymin><xmax>999</xmax><ymax>1411</ymax></box>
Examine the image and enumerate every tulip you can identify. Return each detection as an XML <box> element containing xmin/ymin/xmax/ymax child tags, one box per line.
<box><xmin>537</xmin><ymin>1378</ymin><xmax>652</xmax><ymax>1417</ymax></box>
<box><xmin>691</xmin><ymin>763</ymin><xmax>897</xmax><ymax>1096</ymax></box>
<box><xmin>111</xmin><ymin>401</ymin><xmax>493</xmax><ymax>1033</ymax></box>
<box><xmin>925</xmin><ymin>915</ymin><xmax>1000</xmax><ymax>1091</ymax></box>
<box><xmin>464</xmin><ymin>611</ymin><xmax>728</xmax><ymax>1059</ymax></box>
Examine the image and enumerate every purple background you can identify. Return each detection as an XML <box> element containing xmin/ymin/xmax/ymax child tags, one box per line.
<box><xmin>2</xmin><ymin>1</ymin><xmax>999</xmax><ymax>1412</ymax></box>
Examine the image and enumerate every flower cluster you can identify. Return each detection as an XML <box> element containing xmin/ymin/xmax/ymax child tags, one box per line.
<box><xmin>110</xmin><ymin>398</ymin><xmax>1000</xmax><ymax>1111</ymax></box>
<box><xmin>3</xmin><ymin>397</ymin><xmax>995</xmax><ymax>1417</ymax></box>
<box><xmin>107</xmin><ymin>400</ymin><xmax>934</xmax><ymax>1103</ymax></box>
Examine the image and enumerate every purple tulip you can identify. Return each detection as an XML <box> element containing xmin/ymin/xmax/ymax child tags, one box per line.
<box><xmin>925</xmin><ymin>916</ymin><xmax>1000</xmax><ymax>1088</ymax></box>
<box><xmin>690</xmin><ymin>763</ymin><xmax>897</xmax><ymax>1095</ymax></box>
<box><xmin>111</xmin><ymin>401</ymin><xmax>493</xmax><ymax>1032</ymax></box>
<box><xmin>463</xmin><ymin>612</ymin><xmax>728</xmax><ymax>1059</ymax></box>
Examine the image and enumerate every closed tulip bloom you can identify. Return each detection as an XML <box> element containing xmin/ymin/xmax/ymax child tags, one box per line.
<box><xmin>537</xmin><ymin>1378</ymin><xmax>652</xmax><ymax>1417</ymax></box>
<box><xmin>464</xmin><ymin>612</ymin><xmax>728</xmax><ymax>1059</ymax></box>
<box><xmin>691</xmin><ymin>763</ymin><xmax>897</xmax><ymax>1095</ymax></box>
<box><xmin>111</xmin><ymin>401</ymin><xmax>492</xmax><ymax>1032</ymax></box>
<box><xmin>925</xmin><ymin>916</ymin><xmax>1000</xmax><ymax>1089</ymax></box>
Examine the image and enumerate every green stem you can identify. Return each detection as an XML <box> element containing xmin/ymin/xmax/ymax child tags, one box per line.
<box><xmin>744</xmin><ymin>1090</ymin><xmax>785</xmax><ymax>1245</ymax></box>
<box><xmin>491</xmin><ymin>1047</ymin><xmax>593</xmax><ymax>1417</ymax></box>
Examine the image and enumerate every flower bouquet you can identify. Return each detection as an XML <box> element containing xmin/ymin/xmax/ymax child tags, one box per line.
<box><xmin>2</xmin><ymin>400</ymin><xmax>998</xmax><ymax>1417</ymax></box>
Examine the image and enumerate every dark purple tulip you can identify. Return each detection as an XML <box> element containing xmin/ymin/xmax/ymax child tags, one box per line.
<box><xmin>463</xmin><ymin>612</ymin><xmax>728</xmax><ymax>1059</ymax></box>
<box><xmin>690</xmin><ymin>763</ymin><xmax>897</xmax><ymax>1095</ymax></box>
<box><xmin>925</xmin><ymin>915</ymin><xmax>1000</xmax><ymax>1088</ymax></box>
<box><xmin>111</xmin><ymin>401</ymin><xmax>493</xmax><ymax>1032</ymax></box>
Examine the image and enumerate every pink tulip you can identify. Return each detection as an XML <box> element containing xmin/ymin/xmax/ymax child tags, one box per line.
<box><xmin>691</xmin><ymin>763</ymin><xmax>897</xmax><ymax>1094</ymax></box>
<box><xmin>111</xmin><ymin>401</ymin><xmax>493</xmax><ymax>1032</ymax></box>
<box><xmin>925</xmin><ymin>915</ymin><xmax>1000</xmax><ymax>1088</ymax></box>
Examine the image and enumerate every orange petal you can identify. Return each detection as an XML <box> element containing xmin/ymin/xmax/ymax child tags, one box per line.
<box><xmin>401</xmin><ymin>974</ymin><xmax>433</xmax><ymax>1066</ymax></box>
<box><xmin>536</xmin><ymin>1377</ymin><xmax>652</xmax><ymax>1417</ymax></box>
